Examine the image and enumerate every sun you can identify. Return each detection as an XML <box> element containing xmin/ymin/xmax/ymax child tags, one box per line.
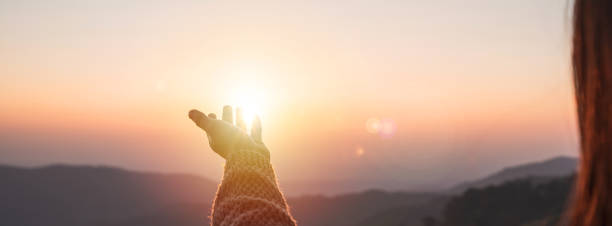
<box><xmin>221</xmin><ymin>64</ymin><xmax>273</xmax><ymax>130</ymax></box>
<box><xmin>229</xmin><ymin>84</ymin><xmax>268</xmax><ymax>130</ymax></box>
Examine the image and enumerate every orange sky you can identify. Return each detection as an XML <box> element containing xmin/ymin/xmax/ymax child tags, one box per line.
<box><xmin>0</xmin><ymin>0</ymin><xmax>578</xmax><ymax>194</ymax></box>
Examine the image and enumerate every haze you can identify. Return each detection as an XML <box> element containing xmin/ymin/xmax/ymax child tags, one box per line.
<box><xmin>0</xmin><ymin>0</ymin><xmax>577</xmax><ymax>195</ymax></box>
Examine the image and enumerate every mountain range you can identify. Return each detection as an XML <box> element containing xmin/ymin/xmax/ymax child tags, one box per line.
<box><xmin>0</xmin><ymin>156</ymin><xmax>577</xmax><ymax>226</ymax></box>
<box><xmin>448</xmin><ymin>156</ymin><xmax>577</xmax><ymax>194</ymax></box>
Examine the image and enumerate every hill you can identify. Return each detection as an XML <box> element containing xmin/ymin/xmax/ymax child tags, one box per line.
<box><xmin>0</xmin><ymin>156</ymin><xmax>578</xmax><ymax>226</ymax></box>
<box><xmin>0</xmin><ymin>164</ymin><xmax>443</xmax><ymax>226</ymax></box>
<box><xmin>448</xmin><ymin>156</ymin><xmax>577</xmax><ymax>194</ymax></box>
<box><xmin>290</xmin><ymin>190</ymin><xmax>444</xmax><ymax>226</ymax></box>
<box><xmin>440</xmin><ymin>175</ymin><xmax>574</xmax><ymax>226</ymax></box>
<box><xmin>0</xmin><ymin>164</ymin><xmax>218</xmax><ymax>226</ymax></box>
<box><xmin>360</xmin><ymin>156</ymin><xmax>578</xmax><ymax>226</ymax></box>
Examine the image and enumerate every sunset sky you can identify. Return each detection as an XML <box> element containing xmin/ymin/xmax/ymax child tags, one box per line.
<box><xmin>0</xmin><ymin>0</ymin><xmax>577</xmax><ymax>195</ymax></box>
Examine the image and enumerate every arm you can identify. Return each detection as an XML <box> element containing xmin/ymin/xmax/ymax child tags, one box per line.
<box><xmin>212</xmin><ymin>145</ymin><xmax>295</xmax><ymax>226</ymax></box>
<box><xmin>189</xmin><ymin>106</ymin><xmax>296</xmax><ymax>226</ymax></box>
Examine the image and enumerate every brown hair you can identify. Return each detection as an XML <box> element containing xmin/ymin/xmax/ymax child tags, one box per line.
<box><xmin>569</xmin><ymin>0</ymin><xmax>612</xmax><ymax>225</ymax></box>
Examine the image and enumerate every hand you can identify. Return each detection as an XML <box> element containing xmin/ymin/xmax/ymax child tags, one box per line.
<box><xmin>189</xmin><ymin>105</ymin><xmax>266</xmax><ymax>159</ymax></box>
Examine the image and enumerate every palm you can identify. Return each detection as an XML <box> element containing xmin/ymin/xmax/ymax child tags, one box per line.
<box><xmin>189</xmin><ymin>106</ymin><xmax>264</xmax><ymax>159</ymax></box>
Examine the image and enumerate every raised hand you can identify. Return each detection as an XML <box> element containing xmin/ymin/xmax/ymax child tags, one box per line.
<box><xmin>189</xmin><ymin>105</ymin><xmax>295</xmax><ymax>226</ymax></box>
<box><xmin>188</xmin><ymin>105</ymin><xmax>265</xmax><ymax>159</ymax></box>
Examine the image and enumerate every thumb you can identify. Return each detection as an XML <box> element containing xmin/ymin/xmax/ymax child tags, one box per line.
<box><xmin>189</xmin><ymin>109</ymin><xmax>209</xmax><ymax>131</ymax></box>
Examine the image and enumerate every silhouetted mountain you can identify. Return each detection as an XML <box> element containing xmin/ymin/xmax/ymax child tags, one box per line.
<box><xmin>359</xmin><ymin>156</ymin><xmax>577</xmax><ymax>226</ymax></box>
<box><xmin>354</xmin><ymin>196</ymin><xmax>450</xmax><ymax>226</ymax></box>
<box><xmin>440</xmin><ymin>175</ymin><xmax>574</xmax><ymax>226</ymax></box>
<box><xmin>0</xmin><ymin>156</ymin><xmax>578</xmax><ymax>226</ymax></box>
<box><xmin>448</xmin><ymin>156</ymin><xmax>577</xmax><ymax>194</ymax></box>
<box><xmin>359</xmin><ymin>176</ymin><xmax>574</xmax><ymax>226</ymax></box>
<box><xmin>0</xmin><ymin>164</ymin><xmax>218</xmax><ymax>226</ymax></box>
<box><xmin>0</xmin><ymin>164</ymin><xmax>444</xmax><ymax>226</ymax></box>
<box><xmin>289</xmin><ymin>190</ymin><xmax>444</xmax><ymax>226</ymax></box>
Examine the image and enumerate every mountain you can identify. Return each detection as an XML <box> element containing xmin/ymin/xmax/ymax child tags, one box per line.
<box><xmin>354</xmin><ymin>195</ymin><xmax>450</xmax><ymax>226</ymax></box>
<box><xmin>289</xmin><ymin>190</ymin><xmax>444</xmax><ymax>226</ymax></box>
<box><xmin>0</xmin><ymin>164</ymin><xmax>444</xmax><ymax>226</ymax></box>
<box><xmin>440</xmin><ymin>175</ymin><xmax>574</xmax><ymax>226</ymax></box>
<box><xmin>0</xmin><ymin>156</ymin><xmax>579</xmax><ymax>226</ymax></box>
<box><xmin>359</xmin><ymin>156</ymin><xmax>578</xmax><ymax>226</ymax></box>
<box><xmin>0</xmin><ymin>164</ymin><xmax>218</xmax><ymax>226</ymax></box>
<box><xmin>448</xmin><ymin>156</ymin><xmax>577</xmax><ymax>194</ymax></box>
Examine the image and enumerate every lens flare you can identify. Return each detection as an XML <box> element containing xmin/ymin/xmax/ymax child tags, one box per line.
<box><xmin>379</xmin><ymin>119</ymin><xmax>397</xmax><ymax>138</ymax></box>
<box><xmin>355</xmin><ymin>147</ymin><xmax>365</xmax><ymax>157</ymax></box>
<box><xmin>365</xmin><ymin>117</ymin><xmax>396</xmax><ymax>138</ymax></box>
<box><xmin>366</xmin><ymin>118</ymin><xmax>382</xmax><ymax>134</ymax></box>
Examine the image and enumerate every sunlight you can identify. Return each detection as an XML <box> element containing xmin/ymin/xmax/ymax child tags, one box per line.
<box><xmin>229</xmin><ymin>81</ymin><xmax>268</xmax><ymax>130</ymax></box>
<box><xmin>219</xmin><ymin>60</ymin><xmax>278</xmax><ymax>131</ymax></box>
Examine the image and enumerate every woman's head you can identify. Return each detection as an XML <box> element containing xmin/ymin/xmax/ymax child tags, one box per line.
<box><xmin>570</xmin><ymin>0</ymin><xmax>612</xmax><ymax>225</ymax></box>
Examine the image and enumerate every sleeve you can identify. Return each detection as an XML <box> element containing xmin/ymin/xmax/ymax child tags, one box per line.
<box><xmin>210</xmin><ymin>145</ymin><xmax>297</xmax><ymax>226</ymax></box>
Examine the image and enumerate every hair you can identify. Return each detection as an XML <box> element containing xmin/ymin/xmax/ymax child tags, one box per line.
<box><xmin>569</xmin><ymin>0</ymin><xmax>612</xmax><ymax>225</ymax></box>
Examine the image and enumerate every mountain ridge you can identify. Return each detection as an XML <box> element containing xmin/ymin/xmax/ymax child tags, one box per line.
<box><xmin>0</xmin><ymin>155</ymin><xmax>578</xmax><ymax>226</ymax></box>
<box><xmin>448</xmin><ymin>156</ymin><xmax>577</xmax><ymax>194</ymax></box>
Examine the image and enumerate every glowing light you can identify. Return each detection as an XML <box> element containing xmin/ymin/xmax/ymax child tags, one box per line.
<box><xmin>365</xmin><ymin>117</ymin><xmax>396</xmax><ymax>138</ymax></box>
<box><xmin>228</xmin><ymin>80</ymin><xmax>268</xmax><ymax>130</ymax></box>
<box><xmin>366</xmin><ymin>118</ymin><xmax>382</xmax><ymax>134</ymax></box>
<box><xmin>379</xmin><ymin>118</ymin><xmax>397</xmax><ymax>138</ymax></box>
<box><xmin>355</xmin><ymin>147</ymin><xmax>365</xmax><ymax>157</ymax></box>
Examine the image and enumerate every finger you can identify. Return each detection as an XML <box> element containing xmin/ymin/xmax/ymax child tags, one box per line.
<box><xmin>208</xmin><ymin>113</ymin><xmax>217</xmax><ymax>119</ymax></box>
<box><xmin>236</xmin><ymin>107</ymin><xmax>247</xmax><ymax>131</ymax></box>
<box><xmin>251</xmin><ymin>115</ymin><xmax>262</xmax><ymax>143</ymax></box>
<box><xmin>222</xmin><ymin>105</ymin><xmax>233</xmax><ymax>124</ymax></box>
<box><xmin>188</xmin><ymin>109</ymin><xmax>209</xmax><ymax>131</ymax></box>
